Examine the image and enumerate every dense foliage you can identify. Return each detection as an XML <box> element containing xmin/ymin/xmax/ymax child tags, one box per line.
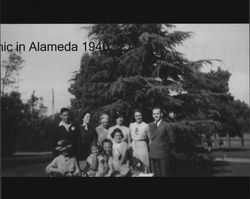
<box><xmin>69</xmin><ymin>24</ymin><xmax>247</xmax><ymax>175</ymax></box>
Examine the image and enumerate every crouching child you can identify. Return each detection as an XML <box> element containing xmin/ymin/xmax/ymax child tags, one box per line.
<box><xmin>46</xmin><ymin>140</ymin><xmax>80</xmax><ymax>177</ymax></box>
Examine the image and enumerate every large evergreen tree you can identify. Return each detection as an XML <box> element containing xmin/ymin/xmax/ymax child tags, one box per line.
<box><xmin>69</xmin><ymin>24</ymin><xmax>240</xmax><ymax>175</ymax></box>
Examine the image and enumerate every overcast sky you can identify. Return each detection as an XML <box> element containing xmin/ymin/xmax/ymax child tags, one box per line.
<box><xmin>1</xmin><ymin>24</ymin><xmax>249</xmax><ymax>115</ymax></box>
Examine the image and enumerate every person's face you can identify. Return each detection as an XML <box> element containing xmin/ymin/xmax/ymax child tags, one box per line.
<box><xmin>60</xmin><ymin>111</ymin><xmax>71</xmax><ymax>124</ymax></box>
<box><xmin>91</xmin><ymin>146</ymin><xmax>99</xmax><ymax>156</ymax></box>
<box><xmin>62</xmin><ymin>149</ymin><xmax>70</xmax><ymax>157</ymax></box>
<box><xmin>103</xmin><ymin>142</ymin><xmax>112</xmax><ymax>155</ymax></box>
<box><xmin>134</xmin><ymin>112</ymin><xmax>142</xmax><ymax>123</ymax></box>
<box><xmin>114</xmin><ymin>132</ymin><xmax>123</xmax><ymax>143</ymax></box>
<box><xmin>152</xmin><ymin>108</ymin><xmax>163</xmax><ymax>122</ymax></box>
<box><xmin>83</xmin><ymin>113</ymin><xmax>91</xmax><ymax>124</ymax></box>
<box><xmin>116</xmin><ymin>116</ymin><xmax>124</xmax><ymax>125</ymax></box>
<box><xmin>101</xmin><ymin>118</ymin><xmax>109</xmax><ymax>129</ymax></box>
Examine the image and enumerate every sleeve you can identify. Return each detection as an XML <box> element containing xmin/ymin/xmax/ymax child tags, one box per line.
<box><xmin>126</xmin><ymin>127</ymin><xmax>131</xmax><ymax>145</ymax></box>
<box><xmin>96</xmin><ymin>156</ymin><xmax>105</xmax><ymax>176</ymax></box>
<box><xmin>128</xmin><ymin>124</ymin><xmax>132</xmax><ymax>146</ymax></box>
<box><xmin>45</xmin><ymin>157</ymin><xmax>58</xmax><ymax>173</ymax></box>
<box><xmin>107</xmin><ymin>127</ymin><xmax>112</xmax><ymax>140</ymax></box>
<box><xmin>86</xmin><ymin>155</ymin><xmax>92</xmax><ymax>165</ymax></box>
<box><xmin>120</xmin><ymin>143</ymin><xmax>128</xmax><ymax>164</ymax></box>
<box><xmin>106</xmin><ymin>158</ymin><xmax>114</xmax><ymax>177</ymax></box>
<box><xmin>129</xmin><ymin>123</ymin><xmax>132</xmax><ymax>135</ymax></box>
<box><xmin>73</xmin><ymin>158</ymin><xmax>80</xmax><ymax>175</ymax></box>
<box><xmin>145</xmin><ymin>124</ymin><xmax>151</xmax><ymax>144</ymax></box>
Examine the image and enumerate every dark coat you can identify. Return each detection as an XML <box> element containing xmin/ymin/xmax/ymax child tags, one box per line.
<box><xmin>77</xmin><ymin>125</ymin><xmax>97</xmax><ymax>160</ymax></box>
<box><xmin>148</xmin><ymin>120</ymin><xmax>175</xmax><ymax>159</ymax></box>
<box><xmin>52</xmin><ymin>123</ymin><xmax>80</xmax><ymax>158</ymax></box>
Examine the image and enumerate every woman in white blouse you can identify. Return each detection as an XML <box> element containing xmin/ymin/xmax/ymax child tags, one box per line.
<box><xmin>129</xmin><ymin>109</ymin><xmax>150</xmax><ymax>173</ymax></box>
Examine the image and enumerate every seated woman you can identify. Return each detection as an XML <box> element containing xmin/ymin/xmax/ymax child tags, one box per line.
<box><xmin>84</xmin><ymin>144</ymin><xmax>104</xmax><ymax>177</ymax></box>
<box><xmin>110</xmin><ymin>128</ymin><xmax>130</xmax><ymax>177</ymax></box>
<box><xmin>45</xmin><ymin>140</ymin><xmax>80</xmax><ymax>177</ymax></box>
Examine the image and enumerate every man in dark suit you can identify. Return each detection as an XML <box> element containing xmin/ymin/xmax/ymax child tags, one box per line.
<box><xmin>52</xmin><ymin>108</ymin><xmax>80</xmax><ymax>159</ymax></box>
<box><xmin>148</xmin><ymin>107</ymin><xmax>175</xmax><ymax>177</ymax></box>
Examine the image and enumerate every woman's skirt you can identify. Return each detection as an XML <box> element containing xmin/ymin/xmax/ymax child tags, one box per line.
<box><xmin>131</xmin><ymin>140</ymin><xmax>149</xmax><ymax>172</ymax></box>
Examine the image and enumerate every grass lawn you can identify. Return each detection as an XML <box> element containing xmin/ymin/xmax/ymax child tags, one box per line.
<box><xmin>212</xmin><ymin>147</ymin><xmax>250</xmax><ymax>159</ymax></box>
<box><xmin>2</xmin><ymin>161</ymin><xmax>50</xmax><ymax>177</ymax></box>
<box><xmin>211</xmin><ymin>161</ymin><xmax>250</xmax><ymax>176</ymax></box>
<box><xmin>2</xmin><ymin>148</ymin><xmax>250</xmax><ymax>177</ymax></box>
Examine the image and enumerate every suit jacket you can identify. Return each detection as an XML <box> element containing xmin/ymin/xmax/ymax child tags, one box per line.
<box><xmin>148</xmin><ymin>120</ymin><xmax>175</xmax><ymax>159</ymax></box>
<box><xmin>52</xmin><ymin>123</ymin><xmax>80</xmax><ymax>157</ymax></box>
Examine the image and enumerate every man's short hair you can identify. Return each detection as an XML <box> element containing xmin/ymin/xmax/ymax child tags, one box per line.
<box><xmin>152</xmin><ymin>106</ymin><xmax>163</xmax><ymax>113</ymax></box>
<box><xmin>60</xmin><ymin>107</ymin><xmax>70</xmax><ymax>115</ymax></box>
<box><xmin>102</xmin><ymin>139</ymin><xmax>113</xmax><ymax>147</ymax></box>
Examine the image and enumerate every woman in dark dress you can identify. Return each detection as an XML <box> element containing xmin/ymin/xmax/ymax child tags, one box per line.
<box><xmin>78</xmin><ymin>112</ymin><xmax>97</xmax><ymax>162</ymax></box>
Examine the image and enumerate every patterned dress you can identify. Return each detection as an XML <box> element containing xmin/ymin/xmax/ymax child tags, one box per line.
<box><xmin>129</xmin><ymin>122</ymin><xmax>150</xmax><ymax>172</ymax></box>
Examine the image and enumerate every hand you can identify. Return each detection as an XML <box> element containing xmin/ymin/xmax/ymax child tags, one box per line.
<box><xmin>65</xmin><ymin>172</ymin><xmax>73</xmax><ymax>177</ymax></box>
<box><xmin>58</xmin><ymin>168</ymin><xmax>67</xmax><ymax>175</ymax></box>
<box><xmin>87</xmin><ymin>170</ymin><xmax>96</xmax><ymax>177</ymax></box>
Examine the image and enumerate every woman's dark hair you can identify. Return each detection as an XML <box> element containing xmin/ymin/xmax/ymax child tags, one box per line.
<box><xmin>114</xmin><ymin>111</ymin><xmax>125</xmax><ymax>119</ymax></box>
<box><xmin>80</xmin><ymin>111</ymin><xmax>91</xmax><ymax>120</ymax></box>
<box><xmin>134</xmin><ymin>108</ymin><xmax>144</xmax><ymax>115</ymax></box>
<box><xmin>60</xmin><ymin>107</ymin><xmax>70</xmax><ymax>115</ymax></box>
<box><xmin>111</xmin><ymin>128</ymin><xmax>124</xmax><ymax>138</ymax></box>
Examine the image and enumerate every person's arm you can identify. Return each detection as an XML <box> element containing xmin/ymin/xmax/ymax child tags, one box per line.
<box><xmin>127</xmin><ymin>126</ymin><xmax>131</xmax><ymax>146</ymax></box>
<box><xmin>146</xmin><ymin>124</ymin><xmax>151</xmax><ymax>145</ymax></box>
<box><xmin>105</xmin><ymin>158</ymin><xmax>114</xmax><ymax>177</ymax></box>
<box><xmin>45</xmin><ymin>158</ymin><xmax>60</xmax><ymax>174</ymax></box>
<box><xmin>72</xmin><ymin>158</ymin><xmax>81</xmax><ymax>176</ymax></box>
<box><xmin>128</xmin><ymin>124</ymin><xmax>132</xmax><ymax>148</ymax></box>
<box><xmin>107</xmin><ymin>127</ymin><xmax>112</xmax><ymax>141</ymax></box>
<box><xmin>87</xmin><ymin>155</ymin><xmax>97</xmax><ymax>170</ymax></box>
<box><xmin>119</xmin><ymin>143</ymin><xmax>128</xmax><ymax>165</ymax></box>
<box><xmin>96</xmin><ymin>156</ymin><xmax>105</xmax><ymax>177</ymax></box>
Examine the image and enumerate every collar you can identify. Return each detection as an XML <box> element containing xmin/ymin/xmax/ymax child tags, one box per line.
<box><xmin>82</xmin><ymin>122</ymin><xmax>89</xmax><ymax>127</ymax></box>
<box><xmin>155</xmin><ymin>119</ymin><xmax>162</xmax><ymax>127</ymax></box>
<box><xmin>59</xmin><ymin>121</ymin><xmax>72</xmax><ymax>127</ymax></box>
<box><xmin>115</xmin><ymin>124</ymin><xmax>124</xmax><ymax>128</ymax></box>
<box><xmin>59</xmin><ymin>121</ymin><xmax>72</xmax><ymax>131</ymax></box>
<box><xmin>82</xmin><ymin>122</ymin><xmax>89</xmax><ymax>130</ymax></box>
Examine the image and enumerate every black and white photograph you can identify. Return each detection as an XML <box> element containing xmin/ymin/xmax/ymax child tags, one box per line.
<box><xmin>1</xmin><ymin>23</ymin><xmax>249</xmax><ymax>177</ymax></box>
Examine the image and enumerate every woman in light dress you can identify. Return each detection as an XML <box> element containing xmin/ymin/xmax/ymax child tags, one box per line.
<box><xmin>95</xmin><ymin>113</ymin><xmax>110</xmax><ymax>146</ymax></box>
<box><xmin>129</xmin><ymin>109</ymin><xmax>150</xmax><ymax>173</ymax></box>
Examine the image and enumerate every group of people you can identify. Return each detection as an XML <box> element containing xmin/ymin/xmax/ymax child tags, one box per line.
<box><xmin>45</xmin><ymin>107</ymin><xmax>175</xmax><ymax>177</ymax></box>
